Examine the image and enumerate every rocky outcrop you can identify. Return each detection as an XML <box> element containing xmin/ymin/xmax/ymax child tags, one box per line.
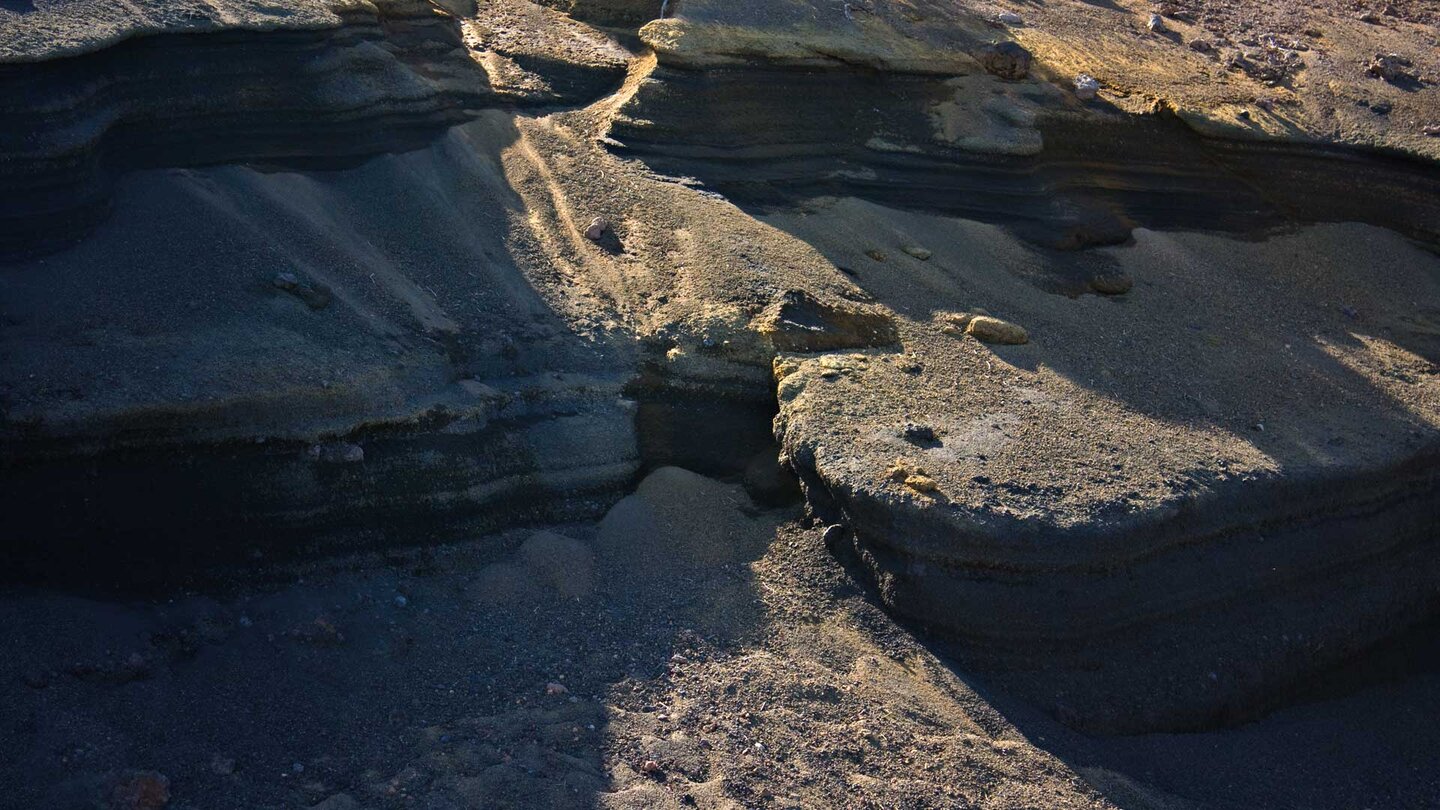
<box><xmin>609</xmin><ymin>60</ymin><xmax>1440</xmax><ymax>250</ymax></box>
<box><xmin>3</xmin><ymin>373</ymin><xmax>639</xmax><ymax>587</ymax></box>
<box><xmin>768</xmin><ymin>212</ymin><xmax>1440</xmax><ymax>732</ymax></box>
<box><xmin>0</xmin><ymin>2</ymin><xmax>490</xmax><ymax>258</ymax></box>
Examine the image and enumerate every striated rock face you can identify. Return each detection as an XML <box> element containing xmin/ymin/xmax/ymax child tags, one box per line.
<box><xmin>0</xmin><ymin>109</ymin><xmax>649</xmax><ymax>586</ymax></box>
<box><xmin>0</xmin><ymin>2</ymin><xmax>490</xmax><ymax>258</ymax></box>
<box><xmin>3</xmin><ymin>0</ymin><xmax>1439</xmax><ymax>740</ymax></box>
<box><xmin>768</xmin><ymin>209</ymin><xmax>1440</xmax><ymax>732</ymax></box>
<box><xmin>609</xmin><ymin>59</ymin><xmax>1440</xmax><ymax>251</ymax></box>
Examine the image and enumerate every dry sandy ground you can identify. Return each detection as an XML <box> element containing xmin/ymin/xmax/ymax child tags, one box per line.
<box><xmin>3</xmin><ymin>467</ymin><xmax>1438</xmax><ymax>810</ymax></box>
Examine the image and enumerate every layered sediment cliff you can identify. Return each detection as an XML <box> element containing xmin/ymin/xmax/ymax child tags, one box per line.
<box><xmin>2</xmin><ymin>0</ymin><xmax>1438</xmax><ymax>737</ymax></box>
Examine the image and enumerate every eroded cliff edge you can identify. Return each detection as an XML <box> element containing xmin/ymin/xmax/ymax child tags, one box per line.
<box><xmin>2</xmin><ymin>0</ymin><xmax>1438</xmax><ymax>735</ymax></box>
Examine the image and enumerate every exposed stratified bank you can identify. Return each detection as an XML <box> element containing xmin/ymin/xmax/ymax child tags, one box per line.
<box><xmin>1</xmin><ymin>1</ymin><xmax>1438</xmax><ymax>804</ymax></box>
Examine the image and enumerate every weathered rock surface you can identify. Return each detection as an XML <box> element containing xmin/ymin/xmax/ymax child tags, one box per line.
<box><xmin>769</xmin><ymin>204</ymin><xmax>1440</xmax><ymax>731</ymax></box>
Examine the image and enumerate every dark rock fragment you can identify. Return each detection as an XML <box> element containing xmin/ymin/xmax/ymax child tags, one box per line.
<box><xmin>1367</xmin><ymin>53</ymin><xmax>1415</xmax><ymax>84</ymax></box>
<box><xmin>899</xmin><ymin>422</ymin><xmax>939</xmax><ymax>445</ymax></box>
<box><xmin>978</xmin><ymin>41</ymin><xmax>1032</xmax><ymax>80</ymax></box>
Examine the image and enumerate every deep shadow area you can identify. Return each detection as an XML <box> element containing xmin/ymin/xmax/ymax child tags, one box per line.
<box><xmin>940</xmin><ymin>614</ymin><xmax>1440</xmax><ymax>810</ymax></box>
<box><xmin>0</xmin><ymin>468</ymin><xmax>784</xmax><ymax>809</ymax></box>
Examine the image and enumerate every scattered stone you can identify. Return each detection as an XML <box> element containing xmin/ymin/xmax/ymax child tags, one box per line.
<box><xmin>864</xmin><ymin>248</ymin><xmax>887</xmax><ymax>262</ymax></box>
<box><xmin>1425</xmin><ymin>125</ymin><xmax>1440</xmax><ymax>137</ymax></box>
<box><xmin>904</xmin><ymin>474</ymin><xmax>941</xmax><ymax>494</ymax></box>
<box><xmin>1147</xmin><ymin>14</ymin><xmax>1166</xmax><ymax>33</ymax></box>
<box><xmin>306</xmin><ymin>442</ymin><xmax>364</xmax><ymax>464</ymax></box>
<box><xmin>1089</xmin><ymin>271</ymin><xmax>1134</xmax><ymax>295</ymax></box>
<box><xmin>546</xmin><ymin>681</ymin><xmax>569</xmax><ymax>695</ymax></box>
<box><xmin>110</xmin><ymin>771</ymin><xmax>170</xmax><ymax>810</ymax></box>
<box><xmin>978</xmin><ymin>41</ymin><xmax>1032</xmax><ymax>80</ymax></box>
<box><xmin>994</xmin><ymin>11</ymin><xmax>1023</xmax><ymax>26</ymax></box>
<box><xmin>1189</xmin><ymin>39</ymin><xmax>1216</xmax><ymax>54</ymax></box>
<box><xmin>1357</xmin><ymin>11</ymin><xmax>1382</xmax><ymax>24</ymax></box>
<box><xmin>210</xmin><ymin>755</ymin><xmax>236</xmax><ymax>776</ymax></box>
<box><xmin>393</xmin><ymin>594</ymin><xmax>408</xmax><ymax>608</ymax></box>
<box><xmin>640</xmin><ymin>759</ymin><xmax>662</xmax><ymax>775</ymax></box>
<box><xmin>291</xmin><ymin>761</ymin><xmax>305</xmax><ymax>773</ymax></box>
<box><xmin>936</xmin><ymin>309</ymin><xmax>990</xmax><ymax>336</ymax></box>
<box><xmin>272</xmin><ymin>272</ymin><xmax>301</xmax><ymax>290</ymax></box>
<box><xmin>1367</xmin><ymin>53</ymin><xmax>1415</xmax><ymax>83</ymax></box>
<box><xmin>584</xmin><ymin>217</ymin><xmax>608</xmax><ymax>241</ymax></box>
<box><xmin>901</xmin><ymin>245</ymin><xmax>932</xmax><ymax>260</ymax></box>
<box><xmin>965</xmin><ymin>315</ymin><xmax>1029</xmax><ymax>345</ymax></box>
<box><xmin>821</xmin><ymin>524</ymin><xmax>846</xmax><ymax>547</ymax></box>
<box><xmin>1074</xmin><ymin>74</ymin><xmax>1101</xmax><ymax>101</ymax></box>
<box><xmin>1155</xmin><ymin>2</ymin><xmax>1188</xmax><ymax>19</ymax></box>
<box><xmin>887</xmin><ymin>459</ymin><xmax>943</xmax><ymax>498</ymax></box>
<box><xmin>1370</xmin><ymin>100</ymin><xmax>1392</xmax><ymax>115</ymax></box>
<box><xmin>1228</xmin><ymin>47</ymin><xmax>1305</xmax><ymax>85</ymax></box>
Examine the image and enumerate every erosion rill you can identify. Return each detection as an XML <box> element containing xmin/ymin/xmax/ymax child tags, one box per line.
<box><xmin>2</xmin><ymin>0</ymin><xmax>1438</xmax><ymax>741</ymax></box>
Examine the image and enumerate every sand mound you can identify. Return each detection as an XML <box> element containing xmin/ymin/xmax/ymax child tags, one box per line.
<box><xmin>597</xmin><ymin>467</ymin><xmax>776</xmax><ymax>574</ymax></box>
